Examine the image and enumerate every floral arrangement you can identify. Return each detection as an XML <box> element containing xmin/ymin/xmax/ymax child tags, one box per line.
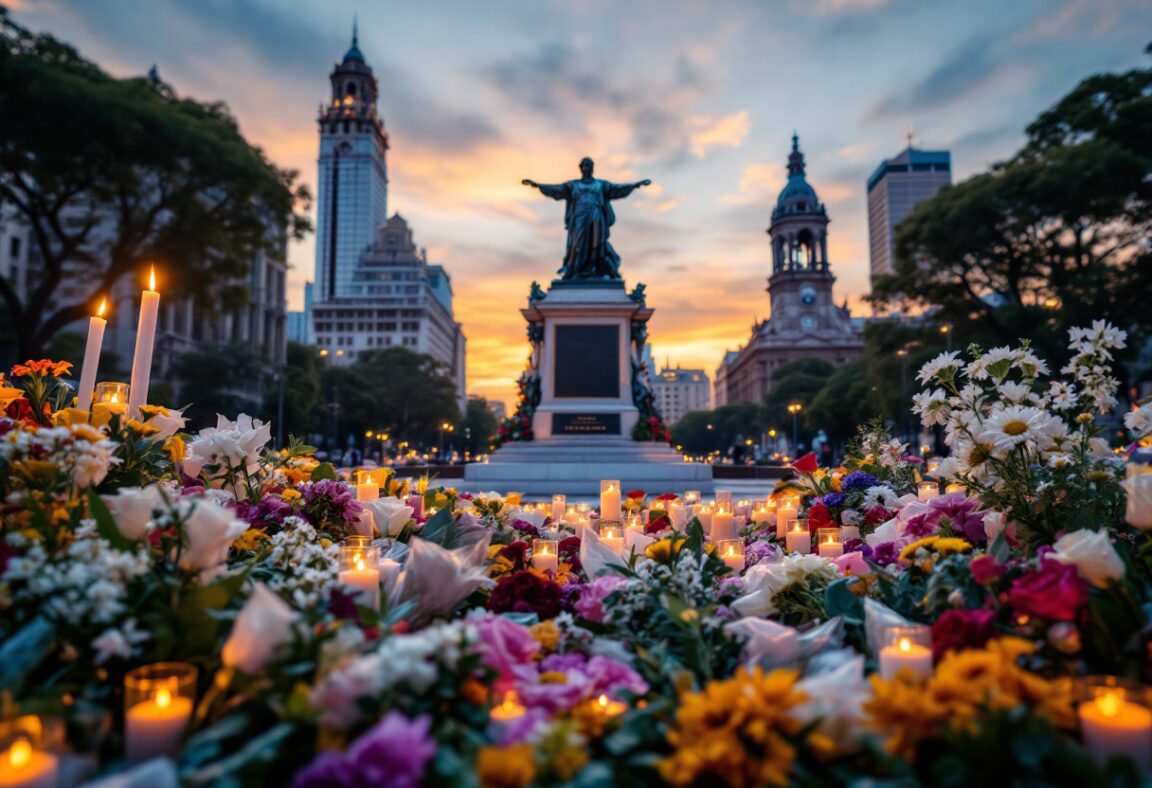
<box><xmin>1</xmin><ymin>322</ymin><xmax>1151</xmax><ymax>787</ymax></box>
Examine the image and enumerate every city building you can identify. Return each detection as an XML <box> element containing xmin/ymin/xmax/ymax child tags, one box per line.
<box><xmin>287</xmin><ymin>282</ymin><xmax>314</xmax><ymax>344</ymax></box>
<box><xmin>309</xmin><ymin>29</ymin><xmax>466</xmax><ymax>409</ymax></box>
<box><xmin>867</xmin><ymin>145</ymin><xmax>951</xmax><ymax>280</ymax></box>
<box><xmin>651</xmin><ymin>364</ymin><xmax>711</xmax><ymax>425</ymax></box>
<box><xmin>311</xmin><ymin>214</ymin><xmax>466</xmax><ymax>408</ymax></box>
<box><xmin>714</xmin><ymin>134</ymin><xmax>863</xmax><ymax>406</ymax></box>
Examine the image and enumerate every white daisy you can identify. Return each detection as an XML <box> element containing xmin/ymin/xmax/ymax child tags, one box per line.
<box><xmin>1047</xmin><ymin>381</ymin><xmax>1078</xmax><ymax>411</ymax></box>
<box><xmin>1125</xmin><ymin>403</ymin><xmax>1152</xmax><ymax>438</ymax></box>
<box><xmin>912</xmin><ymin>388</ymin><xmax>950</xmax><ymax>427</ymax></box>
<box><xmin>967</xmin><ymin>346</ymin><xmax>1017</xmax><ymax>382</ymax></box>
<box><xmin>916</xmin><ymin>351</ymin><xmax>963</xmax><ymax>385</ymax></box>
<box><xmin>979</xmin><ymin>405</ymin><xmax>1062</xmax><ymax>458</ymax></box>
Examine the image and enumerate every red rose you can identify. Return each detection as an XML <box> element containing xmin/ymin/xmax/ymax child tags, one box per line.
<box><xmin>5</xmin><ymin>398</ymin><xmax>34</xmax><ymax>424</ymax></box>
<box><xmin>487</xmin><ymin>571</ymin><xmax>564</xmax><ymax>619</ymax></box>
<box><xmin>626</xmin><ymin>489</ymin><xmax>646</xmax><ymax>500</ymax></box>
<box><xmin>645</xmin><ymin>513</ymin><xmax>670</xmax><ymax>534</ymax></box>
<box><xmin>863</xmin><ymin>507</ymin><xmax>892</xmax><ymax>526</ymax></box>
<box><xmin>970</xmin><ymin>554</ymin><xmax>1006</xmax><ymax>584</ymax></box>
<box><xmin>1009</xmin><ymin>559</ymin><xmax>1088</xmax><ymax>622</ymax></box>
<box><xmin>657</xmin><ymin>493</ymin><xmax>678</xmax><ymax>501</ymax></box>
<box><xmin>931</xmin><ymin>608</ymin><xmax>997</xmax><ymax>661</ymax></box>
<box><xmin>500</xmin><ymin>540</ymin><xmax>531</xmax><ymax>567</ymax></box>
<box><xmin>792</xmin><ymin>452</ymin><xmax>819</xmax><ymax>474</ymax></box>
<box><xmin>806</xmin><ymin>502</ymin><xmax>834</xmax><ymax>532</ymax></box>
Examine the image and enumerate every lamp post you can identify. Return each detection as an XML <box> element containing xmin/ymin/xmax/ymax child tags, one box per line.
<box><xmin>939</xmin><ymin>323</ymin><xmax>952</xmax><ymax>352</ymax></box>
<box><xmin>787</xmin><ymin>403</ymin><xmax>802</xmax><ymax>457</ymax></box>
<box><xmin>769</xmin><ymin>428</ymin><xmax>778</xmax><ymax>455</ymax></box>
<box><xmin>275</xmin><ymin>368</ymin><xmax>286</xmax><ymax>450</ymax></box>
<box><xmin>896</xmin><ymin>348</ymin><xmax>910</xmax><ymax>445</ymax></box>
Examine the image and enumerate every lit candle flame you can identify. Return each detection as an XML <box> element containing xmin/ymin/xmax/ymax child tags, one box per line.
<box><xmin>1096</xmin><ymin>688</ymin><xmax>1124</xmax><ymax>718</ymax></box>
<box><xmin>355</xmin><ymin>555</ymin><xmax>365</xmax><ymax>572</ymax></box>
<box><xmin>8</xmin><ymin>738</ymin><xmax>32</xmax><ymax>768</ymax></box>
<box><xmin>898</xmin><ymin>637</ymin><xmax>912</xmax><ymax>653</ymax></box>
<box><xmin>725</xmin><ymin>545</ymin><xmax>736</xmax><ymax>557</ymax></box>
<box><xmin>110</xmin><ymin>392</ymin><xmax>120</xmax><ymax>404</ymax></box>
<box><xmin>97</xmin><ymin>297</ymin><xmax>107</xmax><ymax>318</ymax></box>
<box><xmin>156</xmin><ymin>686</ymin><xmax>172</xmax><ymax>709</ymax></box>
<box><xmin>597</xmin><ymin>694</ymin><xmax>609</xmax><ymax>709</ymax></box>
<box><xmin>148</xmin><ymin>265</ymin><xmax>157</xmax><ymax>292</ymax></box>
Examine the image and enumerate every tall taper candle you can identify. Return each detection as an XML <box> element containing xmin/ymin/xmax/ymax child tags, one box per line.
<box><xmin>128</xmin><ymin>267</ymin><xmax>159</xmax><ymax>418</ymax></box>
<box><xmin>76</xmin><ymin>298</ymin><xmax>108</xmax><ymax>412</ymax></box>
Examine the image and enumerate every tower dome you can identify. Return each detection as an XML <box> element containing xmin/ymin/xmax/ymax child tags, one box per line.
<box><xmin>767</xmin><ymin>133</ymin><xmax>829</xmax><ymax>273</ymax></box>
<box><xmin>773</xmin><ymin>133</ymin><xmax>824</xmax><ymax>219</ymax></box>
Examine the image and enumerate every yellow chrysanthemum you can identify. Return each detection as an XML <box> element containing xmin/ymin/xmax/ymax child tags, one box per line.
<box><xmin>165</xmin><ymin>435</ymin><xmax>186</xmax><ymax>462</ymax></box>
<box><xmin>232</xmin><ymin>529</ymin><xmax>271</xmax><ymax>552</ymax></box>
<box><xmin>658</xmin><ymin>667</ymin><xmax>826</xmax><ymax>787</ymax></box>
<box><xmin>280</xmin><ymin>488</ymin><xmax>302</xmax><ymax>502</ymax></box>
<box><xmin>530</xmin><ymin>620</ymin><xmax>561</xmax><ymax>655</ymax></box>
<box><xmin>476</xmin><ymin>744</ymin><xmax>536</xmax><ymax>788</ymax></box>
<box><xmin>645</xmin><ymin>537</ymin><xmax>686</xmax><ymax>563</ymax></box>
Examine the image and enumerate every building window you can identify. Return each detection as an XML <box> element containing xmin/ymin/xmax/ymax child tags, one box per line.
<box><xmin>9</xmin><ymin>237</ymin><xmax>20</xmax><ymax>260</ymax></box>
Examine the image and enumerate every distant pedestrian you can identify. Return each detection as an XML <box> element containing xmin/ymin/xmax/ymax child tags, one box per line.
<box><xmin>819</xmin><ymin>442</ymin><xmax>835</xmax><ymax>468</ymax></box>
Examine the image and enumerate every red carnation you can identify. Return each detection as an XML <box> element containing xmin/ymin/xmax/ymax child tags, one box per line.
<box><xmin>931</xmin><ymin>608</ymin><xmax>997</xmax><ymax>661</ymax></box>
<box><xmin>793</xmin><ymin>452</ymin><xmax>819</xmax><ymax>474</ymax></box>
<box><xmin>487</xmin><ymin>571</ymin><xmax>564</xmax><ymax>619</ymax></box>
<box><xmin>657</xmin><ymin>492</ymin><xmax>678</xmax><ymax>501</ymax></box>
<box><xmin>1009</xmin><ymin>559</ymin><xmax>1088</xmax><ymax>622</ymax></box>
<box><xmin>806</xmin><ymin>502</ymin><xmax>834</xmax><ymax>532</ymax></box>
<box><xmin>970</xmin><ymin>554</ymin><xmax>1006</xmax><ymax>584</ymax></box>
<box><xmin>626</xmin><ymin>489</ymin><xmax>646</xmax><ymax>500</ymax></box>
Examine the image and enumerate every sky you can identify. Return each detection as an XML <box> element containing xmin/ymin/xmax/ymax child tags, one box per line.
<box><xmin>9</xmin><ymin>0</ymin><xmax>1152</xmax><ymax>406</ymax></box>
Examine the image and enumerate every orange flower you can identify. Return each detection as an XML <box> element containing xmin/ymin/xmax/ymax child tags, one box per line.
<box><xmin>10</xmin><ymin>359</ymin><xmax>72</xmax><ymax>378</ymax></box>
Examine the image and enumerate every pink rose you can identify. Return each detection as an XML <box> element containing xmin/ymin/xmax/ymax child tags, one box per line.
<box><xmin>574</xmin><ymin>575</ymin><xmax>628</xmax><ymax>623</ymax></box>
<box><xmin>969</xmin><ymin>554</ymin><xmax>1006</xmax><ymax>584</ymax></box>
<box><xmin>472</xmin><ymin>613</ymin><xmax>539</xmax><ymax>686</ymax></box>
<box><xmin>1008</xmin><ymin>559</ymin><xmax>1088</xmax><ymax>622</ymax></box>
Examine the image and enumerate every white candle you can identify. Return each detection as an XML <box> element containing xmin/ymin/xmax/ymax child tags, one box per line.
<box><xmin>533</xmin><ymin>540</ymin><xmax>559</xmax><ymax>574</ymax></box>
<box><xmin>378</xmin><ymin>558</ymin><xmax>403</xmax><ymax>598</ymax></box>
<box><xmin>128</xmin><ymin>267</ymin><xmax>160</xmax><ymax>418</ymax></box>
<box><xmin>76</xmin><ymin>298</ymin><xmax>107</xmax><ymax>412</ymax></box>
<box><xmin>600</xmin><ymin>481</ymin><xmax>621</xmax><ymax>522</ymax></box>
<box><xmin>355</xmin><ymin>481</ymin><xmax>379</xmax><ymax>502</ymax></box>
<box><xmin>670</xmin><ymin>503</ymin><xmax>689</xmax><ymax>531</ymax></box>
<box><xmin>715</xmin><ymin>490</ymin><xmax>732</xmax><ymax>507</ymax></box>
<box><xmin>551</xmin><ymin>494</ymin><xmax>566</xmax><ymax>522</ymax></box>
<box><xmin>1079</xmin><ymin>689</ymin><xmax>1152</xmax><ymax>770</ymax></box>
<box><xmin>711</xmin><ymin>508</ymin><xmax>735</xmax><ymax>541</ymax></box>
<box><xmin>600</xmin><ymin>526</ymin><xmax>624</xmax><ymax>556</ymax></box>
<box><xmin>818</xmin><ymin>539</ymin><xmax>844</xmax><ymax>558</ymax></box>
<box><xmin>751</xmin><ymin>505</ymin><xmax>774</xmax><ymax>526</ymax></box>
<box><xmin>338</xmin><ymin>553</ymin><xmax>380</xmax><ymax>608</ymax></box>
<box><xmin>785</xmin><ymin>524</ymin><xmax>811</xmax><ymax>554</ymax></box>
<box><xmin>696</xmin><ymin>505</ymin><xmax>713</xmax><ymax>536</ymax></box>
<box><xmin>776</xmin><ymin>504</ymin><xmax>798</xmax><ymax>539</ymax></box>
<box><xmin>718</xmin><ymin>540</ymin><xmax>744</xmax><ymax>573</ymax></box>
<box><xmin>917</xmin><ymin>482</ymin><xmax>939</xmax><ymax>502</ymax></box>
<box><xmin>0</xmin><ymin>739</ymin><xmax>58</xmax><ymax>788</ymax></box>
<box><xmin>125</xmin><ymin>687</ymin><xmax>193</xmax><ymax>763</ymax></box>
<box><xmin>879</xmin><ymin>637</ymin><xmax>934</xmax><ymax>680</ymax></box>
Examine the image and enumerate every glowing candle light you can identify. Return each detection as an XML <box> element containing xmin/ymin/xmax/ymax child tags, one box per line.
<box><xmin>76</xmin><ymin>297</ymin><xmax>107</xmax><ymax>412</ymax></box>
<box><xmin>1078</xmin><ymin>679</ymin><xmax>1152</xmax><ymax>770</ymax></box>
<box><xmin>776</xmin><ymin>497</ymin><xmax>799</xmax><ymax>540</ymax></box>
<box><xmin>717</xmin><ymin>539</ymin><xmax>744</xmax><ymax>573</ymax></box>
<box><xmin>600</xmin><ymin>480</ymin><xmax>621</xmax><ymax>522</ymax></box>
<box><xmin>817</xmin><ymin>527</ymin><xmax>844</xmax><ymax>558</ymax></box>
<box><xmin>785</xmin><ymin>519</ymin><xmax>810</xmax><ymax>554</ymax></box>
<box><xmin>599</xmin><ymin>525</ymin><xmax>624</xmax><ymax>556</ymax></box>
<box><xmin>338</xmin><ymin>546</ymin><xmax>380</xmax><ymax>608</ymax></box>
<box><xmin>0</xmin><ymin>728</ymin><xmax>58</xmax><ymax>788</ymax></box>
<box><xmin>532</xmin><ymin>539</ymin><xmax>559</xmax><ymax>574</ymax></box>
<box><xmin>917</xmin><ymin>481</ymin><xmax>940</xmax><ymax>502</ymax></box>
<box><xmin>878</xmin><ymin>626</ymin><xmax>933</xmax><ymax>680</ymax></box>
<box><xmin>711</xmin><ymin>504</ymin><xmax>735</xmax><ymax>541</ymax></box>
<box><xmin>490</xmin><ymin>693</ymin><xmax>526</xmax><ymax>723</ymax></box>
<box><xmin>124</xmin><ymin>664</ymin><xmax>195</xmax><ymax>764</ymax></box>
<box><xmin>594</xmin><ymin>693</ymin><xmax>628</xmax><ymax>718</ymax></box>
<box><xmin>551</xmin><ymin>494</ymin><xmax>566</xmax><ymax>522</ymax></box>
<box><xmin>128</xmin><ymin>266</ymin><xmax>160</xmax><ymax>418</ymax></box>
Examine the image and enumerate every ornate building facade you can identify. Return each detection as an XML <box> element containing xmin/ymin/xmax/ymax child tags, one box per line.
<box><xmin>309</xmin><ymin>30</ymin><xmax>466</xmax><ymax>409</ymax></box>
<box><xmin>714</xmin><ymin>135</ymin><xmax>863</xmax><ymax>406</ymax></box>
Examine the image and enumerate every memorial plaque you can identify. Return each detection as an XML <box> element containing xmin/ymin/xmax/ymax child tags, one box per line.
<box><xmin>554</xmin><ymin>325</ymin><xmax>619</xmax><ymax>398</ymax></box>
<box><xmin>552</xmin><ymin>413</ymin><xmax>621</xmax><ymax>435</ymax></box>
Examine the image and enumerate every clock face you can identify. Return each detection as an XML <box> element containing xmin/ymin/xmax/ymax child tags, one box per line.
<box><xmin>801</xmin><ymin>314</ymin><xmax>817</xmax><ymax>333</ymax></box>
<box><xmin>800</xmin><ymin>285</ymin><xmax>817</xmax><ymax>306</ymax></box>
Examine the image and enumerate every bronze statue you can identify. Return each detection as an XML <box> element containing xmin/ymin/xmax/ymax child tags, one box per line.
<box><xmin>522</xmin><ymin>157</ymin><xmax>651</xmax><ymax>280</ymax></box>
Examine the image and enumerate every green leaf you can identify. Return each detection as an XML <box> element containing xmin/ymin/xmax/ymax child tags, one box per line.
<box><xmin>87</xmin><ymin>490</ymin><xmax>135</xmax><ymax>551</ymax></box>
<box><xmin>419</xmin><ymin>507</ymin><xmax>457</xmax><ymax>548</ymax></box>
<box><xmin>310</xmin><ymin>462</ymin><xmax>337</xmax><ymax>482</ymax></box>
<box><xmin>824</xmin><ymin>577</ymin><xmax>864</xmax><ymax>623</ymax></box>
<box><xmin>175</xmin><ymin>574</ymin><xmax>247</xmax><ymax>657</ymax></box>
<box><xmin>988</xmin><ymin>529</ymin><xmax>1009</xmax><ymax>564</ymax></box>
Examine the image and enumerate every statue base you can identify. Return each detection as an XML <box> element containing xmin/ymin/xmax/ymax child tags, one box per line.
<box><xmin>462</xmin><ymin>279</ymin><xmax>714</xmax><ymax>496</ymax></box>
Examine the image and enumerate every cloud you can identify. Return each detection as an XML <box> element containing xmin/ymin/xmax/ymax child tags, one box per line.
<box><xmin>721</xmin><ymin>163</ymin><xmax>783</xmax><ymax>205</ymax></box>
<box><xmin>688</xmin><ymin>111</ymin><xmax>751</xmax><ymax>157</ymax></box>
<box><xmin>865</xmin><ymin>38</ymin><xmax>1005</xmax><ymax>121</ymax></box>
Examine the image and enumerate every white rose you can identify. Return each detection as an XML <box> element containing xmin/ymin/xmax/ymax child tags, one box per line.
<box><xmin>1050</xmin><ymin>529</ymin><xmax>1125</xmax><ymax>588</ymax></box>
<box><xmin>74</xmin><ymin>452</ymin><xmax>112</xmax><ymax>488</ymax></box>
<box><xmin>101</xmin><ymin>485</ymin><xmax>162</xmax><ymax>541</ymax></box>
<box><xmin>363</xmin><ymin>497</ymin><xmax>415</xmax><ymax>537</ymax></box>
<box><xmin>182</xmin><ymin>413</ymin><xmax>271</xmax><ymax>483</ymax></box>
<box><xmin>982</xmin><ymin>510</ymin><xmax>1007</xmax><ymax>541</ymax></box>
<box><xmin>1123</xmin><ymin>474</ymin><xmax>1152</xmax><ymax>530</ymax></box>
<box><xmin>179</xmin><ymin>497</ymin><xmax>248</xmax><ymax>581</ymax></box>
<box><xmin>146</xmin><ymin>408</ymin><xmax>187</xmax><ymax>439</ymax></box>
<box><xmin>222</xmin><ymin>583</ymin><xmax>298</xmax><ymax>675</ymax></box>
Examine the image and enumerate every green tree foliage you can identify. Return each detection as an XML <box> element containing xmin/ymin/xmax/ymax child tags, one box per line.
<box><xmin>463</xmin><ymin>397</ymin><xmax>499</xmax><ymax>455</ymax></box>
<box><xmin>870</xmin><ymin>46</ymin><xmax>1152</xmax><ymax>362</ymax></box>
<box><xmin>804</xmin><ymin>359</ymin><xmax>880</xmax><ymax>447</ymax></box>
<box><xmin>268</xmin><ymin>342</ymin><xmax>323</xmax><ymax>440</ymax></box>
<box><xmin>763</xmin><ymin>358</ymin><xmax>835</xmax><ymax>431</ymax></box>
<box><xmin>0</xmin><ymin>11</ymin><xmax>310</xmax><ymax>358</ymax></box>
<box><xmin>170</xmin><ymin>343</ymin><xmax>266</xmax><ymax>429</ymax></box>
<box><xmin>321</xmin><ymin>348</ymin><xmax>460</xmax><ymax>449</ymax></box>
<box><xmin>672</xmin><ymin>404</ymin><xmax>764</xmax><ymax>456</ymax></box>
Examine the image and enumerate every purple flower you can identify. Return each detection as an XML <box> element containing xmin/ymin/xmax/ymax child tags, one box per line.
<box><xmin>870</xmin><ymin>540</ymin><xmax>902</xmax><ymax>567</ymax></box>
<box><xmin>235</xmin><ymin>493</ymin><xmax>295</xmax><ymax>531</ymax></box>
<box><xmin>472</xmin><ymin>613</ymin><xmax>539</xmax><ymax>686</ymax></box>
<box><xmin>902</xmin><ymin>494</ymin><xmax>985</xmax><ymax>542</ymax></box>
<box><xmin>293</xmin><ymin>712</ymin><xmax>435</xmax><ymax>788</ymax></box>
<box><xmin>841</xmin><ymin>471</ymin><xmax>880</xmax><ymax>492</ymax></box>
<box><xmin>517</xmin><ymin>653</ymin><xmax>647</xmax><ymax>714</ymax></box>
<box><xmin>821</xmin><ymin>492</ymin><xmax>847</xmax><ymax>509</ymax></box>
<box><xmin>510</xmin><ymin>518</ymin><xmax>540</xmax><ymax>538</ymax></box>
<box><xmin>299</xmin><ymin>480</ymin><xmax>363</xmax><ymax>530</ymax></box>
<box><xmin>574</xmin><ymin>575</ymin><xmax>628</xmax><ymax>623</ymax></box>
<box><xmin>745</xmin><ymin>539</ymin><xmax>781</xmax><ymax>568</ymax></box>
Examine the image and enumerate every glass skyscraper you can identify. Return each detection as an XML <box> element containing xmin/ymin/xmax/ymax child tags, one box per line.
<box><xmin>866</xmin><ymin>147</ymin><xmax>951</xmax><ymax>280</ymax></box>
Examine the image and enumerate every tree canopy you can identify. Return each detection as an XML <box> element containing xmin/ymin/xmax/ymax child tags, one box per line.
<box><xmin>0</xmin><ymin>10</ymin><xmax>311</xmax><ymax>358</ymax></box>
<box><xmin>870</xmin><ymin>47</ymin><xmax>1152</xmax><ymax>360</ymax></box>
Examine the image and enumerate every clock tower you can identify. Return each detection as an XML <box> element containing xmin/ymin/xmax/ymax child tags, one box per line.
<box><xmin>713</xmin><ymin>134</ymin><xmax>863</xmax><ymax>407</ymax></box>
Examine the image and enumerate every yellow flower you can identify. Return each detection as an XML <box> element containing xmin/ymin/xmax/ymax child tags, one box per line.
<box><xmin>504</xmin><ymin>491</ymin><xmax>522</xmax><ymax>506</ymax></box>
<box><xmin>280</xmin><ymin>488</ymin><xmax>302</xmax><ymax>502</ymax></box>
<box><xmin>679</xmin><ymin>609</ymin><xmax>700</xmax><ymax>623</ymax></box>
<box><xmin>658</xmin><ymin>667</ymin><xmax>823</xmax><ymax>787</ymax></box>
<box><xmin>232</xmin><ymin>529</ymin><xmax>271</xmax><ymax>552</ymax></box>
<box><xmin>164</xmin><ymin>435</ymin><xmax>186</xmax><ymax>462</ymax></box>
<box><xmin>70</xmin><ymin>423</ymin><xmax>106</xmax><ymax>443</ymax></box>
<box><xmin>646</xmin><ymin>537</ymin><xmax>686</xmax><ymax>563</ymax></box>
<box><xmin>549</xmin><ymin>745</ymin><xmax>588</xmax><ymax>781</ymax></box>
<box><xmin>530</xmin><ymin>620</ymin><xmax>561</xmax><ymax>654</ymax></box>
<box><xmin>52</xmin><ymin>408</ymin><xmax>90</xmax><ymax>428</ymax></box>
<box><xmin>539</xmin><ymin>671</ymin><xmax>568</xmax><ymax>684</ymax></box>
<box><xmin>476</xmin><ymin>744</ymin><xmax>536</xmax><ymax>788</ymax></box>
<box><xmin>899</xmin><ymin>536</ymin><xmax>972</xmax><ymax>563</ymax></box>
<box><xmin>126</xmin><ymin>418</ymin><xmax>160</xmax><ymax>436</ymax></box>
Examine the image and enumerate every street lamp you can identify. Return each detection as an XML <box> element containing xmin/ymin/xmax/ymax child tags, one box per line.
<box><xmin>939</xmin><ymin>323</ymin><xmax>952</xmax><ymax>352</ymax></box>
<box><xmin>787</xmin><ymin>403</ymin><xmax>802</xmax><ymax>455</ymax></box>
<box><xmin>768</xmin><ymin>428</ymin><xmax>778</xmax><ymax>455</ymax></box>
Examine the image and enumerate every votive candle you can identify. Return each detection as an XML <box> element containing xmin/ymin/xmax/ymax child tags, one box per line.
<box><xmin>717</xmin><ymin>539</ymin><xmax>744</xmax><ymax>573</ymax></box>
<box><xmin>817</xmin><ymin>527</ymin><xmax>844</xmax><ymax>558</ymax></box>
<box><xmin>0</xmin><ymin>716</ymin><xmax>58</xmax><ymax>788</ymax></box>
<box><xmin>785</xmin><ymin>520</ymin><xmax>811</xmax><ymax>554</ymax></box>
<box><xmin>776</xmin><ymin>498</ymin><xmax>799</xmax><ymax>539</ymax></box>
<box><xmin>711</xmin><ymin>505</ymin><xmax>735</xmax><ymax>541</ymax></box>
<box><xmin>532</xmin><ymin>539</ymin><xmax>559</xmax><ymax>574</ymax></box>
<box><xmin>600</xmin><ymin>481</ymin><xmax>622</xmax><ymax>522</ymax></box>
<box><xmin>355</xmin><ymin>469</ymin><xmax>379</xmax><ymax>502</ymax></box>
<box><xmin>551</xmin><ymin>494</ymin><xmax>566</xmax><ymax>522</ymax></box>
<box><xmin>1078</xmin><ymin>679</ymin><xmax>1152</xmax><ymax>770</ymax></box>
<box><xmin>599</xmin><ymin>525</ymin><xmax>624</xmax><ymax>556</ymax></box>
<box><xmin>124</xmin><ymin>662</ymin><xmax>195</xmax><ymax>763</ymax></box>
<box><xmin>917</xmin><ymin>482</ymin><xmax>939</xmax><ymax>502</ymax></box>
<box><xmin>338</xmin><ymin>545</ymin><xmax>381</xmax><ymax>608</ymax></box>
<box><xmin>878</xmin><ymin>625</ymin><xmax>933</xmax><ymax>680</ymax></box>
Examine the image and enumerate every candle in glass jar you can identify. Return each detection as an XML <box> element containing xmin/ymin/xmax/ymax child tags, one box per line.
<box><xmin>600</xmin><ymin>525</ymin><xmax>624</xmax><ymax>556</ymax></box>
<box><xmin>683</xmin><ymin>490</ymin><xmax>701</xmax><ymax>505</ymax></box>
<box><xmin>944</xmin><ymin>483</ymin><xmax>964</xmax><ymax>495</ymax></box>
<box><xmin>551</xmin><ymin>494</ymin><xmax>566</xmax><ymax>522</ymax></box>
<box><xmin>752</xmin><ymin>503</ymin><xmax>775</xmax><ymax>527</ymax></box>
<box><xmin>917</xmin><ymin>482</ymin><xmax>939</xmax><ymax>502</ymax></box>
<box><xmin>775</xmin><ymin>499</ymin><xmax>799</xmax><ymax>539</ymax></box>
<box><xmin>785</xmin><ymin>520</ymin><xmax>811</xmax><ymax>554</ymax></box>
<box><xmin>878</xmin><ymin>627</ymin><xmax>933</xmax><ymax>680</ymax></box>
<box><xmin>717</xmin><ymin>539</ymin><xmax>744</xmax><ymax>573</ymax></box>
<box><xmin>714</xmin><ymin>490</ymin><xmax>732</xmax><ymax>507</ymax></box>
<box><xmin>338</xmin><ymin>546</ymin><xmax>380</xmax><ymax>608</ymax></box>
<box><xmin>128</xmin><ymin>266</ymin><xmax>160</xmax><ymax>418</ymax></box>
<box><xmin>532</xmin><ymin>539</ymin><xmax>559</xmax><ymax>574</ymax></box>
<box><xmin>817</xmin><ymin>528</ymin><xmax>844</xmax><ymax>558</ymax></box>
<box><xmin>76</xmin><ymin>298</ymin><xmax>108</xmax><ymax>412</ymax></box>
<box><xmin>355</xmin><ymin>470</ymin><xmax>379</xmax><ymax>502</ymax></box>
<box><xmin>711</xmin><ymin>506</ymin><xmax>735</xmax><ymax>541</ymax></box>
<box><xmin>600</xmin><ymin>481</ymin><xmax>621</xmax><ymax>522</ymax></box>
<box><xmin>0</xmin><ymin>737</ymin><xmax>58</xmax><ymax>788</ymax></box>
<box><xmin>123</xmin><ymin>663</ymin><xmax>196</xmax><ymax>764</ymax></box>
<box><xmin>1078</xmin><ymin>683</ymin><xmax>1152</xmax><ymax>770</ymax></box>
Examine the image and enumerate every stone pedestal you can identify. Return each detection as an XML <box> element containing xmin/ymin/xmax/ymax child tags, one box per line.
<box><xmin>462</xmin><ymin>279</ymin><xmax>714</xmax><ymax>497</ymax></box>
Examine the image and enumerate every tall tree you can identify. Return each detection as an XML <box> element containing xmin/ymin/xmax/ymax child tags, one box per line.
<box><xmin>870</xmin><ymin>46</ymin><xmax>1152</xmax><ymax>361</ymax></box>
<box><xmin>0</xmin><ymin>11</ymin><xmax>310</xmax><ymax>357</ymax></box>
<box><xmin>762</xmin><ymin>358</ymin><xmax>835</xmax><ymax>431</ymax></box>
<box><xmin>463</xmin><ymin>397</ymin><xmax>499</xmax><ymax>455</ymax></box>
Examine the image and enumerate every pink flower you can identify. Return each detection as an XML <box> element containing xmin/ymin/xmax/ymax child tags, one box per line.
<box><xmin>931</xmin><ymin>609</ymin><xmax>997</xmax><ymax>661</ymax></box>
<box><xmin>472</xmin><ymin>613</ymin><xmax>539</xmax><ymax>686</ymax></box>
<box><xmin>833</xmin><ymin>550</ymin><xmax>870</xmax><ymax>576</ymax></box>
<box><xmin>1009</xmin><ymin>559</ymin><xmax>1088</xmax><ymax>622</ymax></box>
<box><xmin>970</xmin><ymin>554</ymin><xmax>1006</xmax><ymax>584</ymax></box>
<box><xmin>574</xmin><ymin>575</ymin><xmax>628</xmax><ymax>623</ymax></box>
